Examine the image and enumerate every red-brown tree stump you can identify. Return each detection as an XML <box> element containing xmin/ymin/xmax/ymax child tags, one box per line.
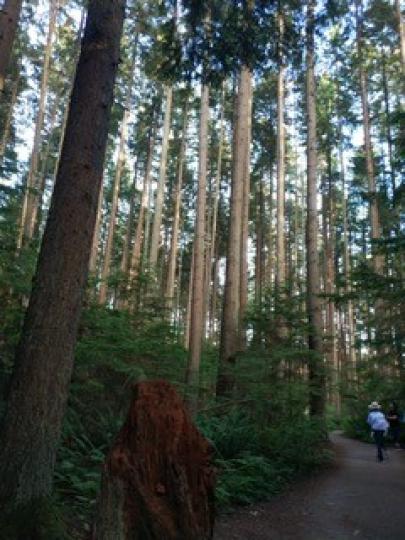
<box><xmin>92</xmin><ymin>380</ymin><xmax>215</xmax><ymax>540</ymax></box>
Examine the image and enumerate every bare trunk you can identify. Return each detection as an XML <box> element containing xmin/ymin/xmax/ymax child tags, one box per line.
<box><xmin>275</xmin><ymin>10</ymin><xmax>286</xmax><ymax>293</ymax></box>
<box><xmin>210</xmin><ymin>244</ymin><xmax>220</xmax><ymax>341</ymax></box>
<box><xmin>149</xmin><ymin>85</ymin><xmax>173</xmax><ymax>268</ymax></box>
<box><xmin>355</xmin><ymin>0</ymin><xmax>384</xmax><ymax>274</ymax></box>
<box><xmin>306</xmin><ymin>0</ymin><xmax>325</xmax><ymax>417</ymax></box>
<box><xmin>98</xmin><ymin>110</ymin><xmax>129</xmax><ymax>304</ymax></box>
<box><xmin>205</xmin><ymin>85</ymin><xmax>225</xmax><ymax>341</ymax></box>
<box><xmin>89</xmin><ymin>180</ymin><xmax>104</xmax><ymax>275</ymax></box>
<box><xmin>0</xmin><ymin>0</ymin><xmax>23</xmax><ymax>93</ymax></box>
<box><xmin>338</xmin><ymin>125</ymin><xmax>356</xmax><ymax>378</ymax></box>
<box><xmin>120</xmin><ymin>161</ymin><xmax>139</xmax><ymax>277</ymax></box>
<box><xmin>165</xmin><ymin>98</ymin><xmax>189</xmax><ymax>308</ymax></box>
<box><xmin>381</xmin><ymin>49</ymin><xmax>396</xmax><ymax>198</ymax></box>
<box><xmin>254</xmin><ymin>179</ymin><xmax>265</xmax><ymax>346</ymax></box>
<box><xmin>265</xmin><ymin>171</ymin><xmax>274</xmax><ymax>292</ymax></box>
<box><xmin>239</xmin><ymin>71</ymin><xmax>252</xmax><ymax>350</ymax></box>
<box><xmin>128</xmin><ymin>122</ymin><xmax>156</xmax><ymax>288</ymax></box>
<box><xmin>0</xmin><ymin>0</ymin><xmax>124</xmax><ymax>515</ymax></box>
<box><xmin>184</xmin><ymin>245</ymin><xmax>195</xmax><ymax>350</ymax></box>
<box><xmin>0</xmin><ymin>70</ymin><xmax>19</xmax><ymax>163</ymax></box>
<box><xmin>18</xmin><ymin>0</ymin><xmax>57</xmax><ymax>249</ymax></box>
<box><xmin>217</xmin><ymin>68</ymin><xmax>251</xmax><ymax>397</ymax></box>
<box><xmin>186</xmin><ymin>83</ymin><xmax>209</xmax><ymax>412</ymax></box>
<box><xmin>98</xmin><ymin>48</ymin><xmax>136</xmax><ymax>304</ymax></box>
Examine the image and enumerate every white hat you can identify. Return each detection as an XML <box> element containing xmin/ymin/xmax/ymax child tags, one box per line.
<box><xmin>368</xmin><ymin>401</ymin><xmax>381</xmax><ymax>410</ymax></box>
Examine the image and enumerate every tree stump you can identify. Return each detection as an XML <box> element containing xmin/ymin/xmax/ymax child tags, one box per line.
<box><xmin>92</xmin><ymin>380</ymin><xmax>215</xmax><ymax>540</ymax></box>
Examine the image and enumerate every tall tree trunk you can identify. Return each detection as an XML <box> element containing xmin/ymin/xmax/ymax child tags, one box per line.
<box><xmin>0</xmin><ymin>0</ymin><xmax>125</xmax><ymax>516</ymax></box>
<box><xmin>89</xmin><ymin>180</ymin><xmax>104</xmax><ymax>275</ymax></box>
<box><xmin>165</xmin><ymin>98</ymin><xmax>189</xmax><ymax>308</ymax></box>
<box><xmin>239</xmin><ymin>72</ymin><xmax>252</xmax><ymax>350</ymax></box>
<box><xmin>324</xmin><ymin>157</ymin><xmax>339</xmax><ymax>414</ymax></box>
<box><xmin>275</xmin><ymin>6</ymin><xmax>288</xmax><ymax>339</ymax></box>
<box><xmin>203</xmin><ymin>84</ymin><xmax>225</xmax><ymax>337</ymax></box>
<box><xmin>265</xmin><ymin>170</ymin><xmax>274</xmax><ymax>293</ymax></box>
<box><xmin>217</xmin><ymin>68</ymin><xmax>251</xmax><ymax>397</ymax></box>
<box><xmin>254</xmin><ymin>178</ymin><xmax>265</xmax><ymax>346</ymax></box>
<box><xmin>0</xmin><ymin>69</ymin><xmax>19</xmax><ymax>164</ymax></box>
<box><xmin>185</xmin><ymin>83</ymin><xmax>209</xmax><ymax>412</ymax></box>
<box><xmin>98</xmin><ymin>50</ymin><xmax>136</xmax><ymax>304</ymax></box>
<box><xmin>18</xmin><ymin>0</ymin><xmax>57</xmax><ymax>249</ymax></box>
<box><xmin>149</xmin><ymin>85</ymin><xmax>173</xmax><ymax>268</ymax></box>
<box><xmin>355</xmin><ymin>0</ymin><xmax>384</xmax><ymax>274</ymax></box>
<box><xmin>381</xmin><ymin>49</ymin><xmax>396</xmax><ymax>198</ymax></box>
<box><xmin>98</xmin><ymin>109</ymin><xmax>129</xmax><ymax>304</ymax></box>
<box><xmin>306</xmin><ymin>0</ymin><xmax>325</xmax><ymax>417</ymax></box>
<box><xmin>120</xmin><ymin>161</ymin><xmax>139</xmax><ymax>277</ymax></box>
<box><xmin>338</xmin><ymin>130</ymin><xmax>356</xmax><ymax>379</ymax></box>
<box><xmin>275</xmin><ymin>8</ymin><xmax>286</xmax><ymax>293</ymax></box>
<box><xmin>0</xmin><ymin>0</ymin><xmax>23</xmax><ymax>93</ymax></box>
<box><xmin>33</xmin><ymin>96</ymin><xmax>60</xmax><ymax>239</ymax></box>
<box><xmin>184</xmin><ymin>245</ymin><xmax>194</xmax><ymax>350</ymax></box>
<box><xmin>395</xmin><ymin>0</ymin><xmax>405</xmax><ymax>72</ymax></box>
<box><xmin>128</xmin><ymin>121</ymin><xmax>156</xmax><ymax>289</ymax></box>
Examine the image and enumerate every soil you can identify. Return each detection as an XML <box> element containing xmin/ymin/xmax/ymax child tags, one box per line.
<box><xmin>214</xmin><ymin>432</ymin><xmax>405</xmax><ymax>540</ymax></box>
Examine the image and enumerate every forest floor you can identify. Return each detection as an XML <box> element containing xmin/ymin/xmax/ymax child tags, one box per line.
<box><xmin>214</xmin><ymin>432</ymin><xmax>405</xmax><ymax>540</ymax></box>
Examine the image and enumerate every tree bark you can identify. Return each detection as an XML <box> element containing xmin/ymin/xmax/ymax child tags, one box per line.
<box><xmin>89</xmin><ymin>179</ymin><xmax>104</xmax><ymax>275</ymax></box>
<box><xmin>203</xmin><ymin>84</ymin><xmax>225</xmax><ymax>338</ymax></box>
<box><xmin>0</xmin><ymin>0</ymin><xmax>125</xmax><ymax>516</ymax></box>
<box><xmin>338</xmin><ymin>127</ymin><xmax>357</xmax><ymax>380</ymax></box>
<box><xmin>18</xmin><ymin>0</ymin><xmax>57</xmax><ymax>249</ymax></box>
<box><xmin>306</xmin><ymin>0</ymin><xmax>325</xmax><ymax>417</ymax></box>
<box><xmin>92</xmin><ymin>381</ymin><xmax>215</xmax><ymax>540</ymax></box>
<box><xmin>120</xmin><ymin>160</ymin><xmax>139</xmax><ymax>277</ymax></box>
<box><xmin>275</xmin><ymin>6</ymin><xmax>288</xmax><ymax>340</ymax></box>
<box><xmin>0</xmin><ymin>0</ymin><xmax>23</xmax><ymax>93</ymax></box>
<box><xmin>186</xmin><ymin>83</ymin><xmax>209</xmax><ymax>412</ymax></box>
<box><xmin>128</xmin><ymin>120</ymin><xmax>156</xmax><ymax>289</ymax></box>
<box><xmin>355</xmin><ymin>0</ymin><xmax>384</xmax><ymax>275</ymax></box>
<box><xmin>239</xmin><ymin>71</ymin><xmax>252</xmax><ymax>350</ymax></box>
<box><xmin>218</xmin><ymin>68</ymin><xmax>251</xmax><ymax>397</ymax></box>
<box><xmin>165</xmin><ymin>97</ymin><xmax>189</xmax><ymax>308</ymax></box>
<box><xmin>149</xmin><ymin>85</ymin><xmax>173</xmax><ymax>268</ymax></box>
<box><xmin>275</xmin><ymin>8</ymin><xmax>286</xmax><ymax>294</ymax></box>
<box><xmin>99</xmin><ymin>50</ymin><xmax>136</xmax><ymax>304</ymax></box>
<box><xmin>0</xmin><ymin>69</ymin><xmax>19</xmax><ymax>164</ymax></box>
<box><xmin>381</xmin><ymin>49</ymin><xmax>396</xmax><ymax>198</ymax></box>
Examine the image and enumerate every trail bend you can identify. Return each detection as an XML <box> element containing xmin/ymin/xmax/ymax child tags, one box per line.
<box><xmin>214</xmin><ymin>432</ymin><xmax>405</xmax><ymax>540</ymax></box>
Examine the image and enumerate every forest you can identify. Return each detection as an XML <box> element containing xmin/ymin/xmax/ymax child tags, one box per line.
<box><xmin>0</xmin><ymin>0</ymin><xmax>403</xmax><ymax>539</ymax></box>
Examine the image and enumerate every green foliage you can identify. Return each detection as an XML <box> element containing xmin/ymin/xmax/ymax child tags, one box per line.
<box><xmin>198</xmin><ymin>409</ymin><xmax>331</xmax><ymax>509</ymax></box>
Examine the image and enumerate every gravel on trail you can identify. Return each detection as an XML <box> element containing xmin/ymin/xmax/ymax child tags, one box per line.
<box><xmin>214</xmin><ymin>432</ymin><xmax>405</xmax><ymax>540</ymax></box>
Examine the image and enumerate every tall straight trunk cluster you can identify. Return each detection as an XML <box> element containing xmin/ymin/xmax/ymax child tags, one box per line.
<box><xmin>0</xmin><ymin>0</ymin><xmax>23</xmax><ymax>93</ymax></box>
<box><xmin>98</xmin><ymin>47</ymin><xmax>137</xmax><ymax>305</ymax></box>
<box><xmin>18</xmin><ymin>0</ymin><xmax>58</xmax><ymax>249</ymax></box>
<box><xmin>305</xmin><ymin>0</ymin><xmax>325</xmax><ymax>416</ymax></box>
<box><xmin>185</xmin><ymin>83</ymin><xmax>209</xmax><ymax>411</ymax></box>
<box><xmin>0</xmin><ymin>0</ymin><xmax>125</xmax><ymax>514</ymax></box>
<box><xmin>355</xmin><ymin>0</ymin><xmax>384</xmax><ymax>275</ymax></box>
<box><xmin>217</xmin><ymin>65</ymin><xmax>252</xmax><ymax>397</ymax></box>
<box><xmin>165</xmin><ymin>98</ymin><xmax>189</xmax><ymax>309</ymax></box>
<box><xmin>128</xmin><ymin>115</ymin><xmax>157</xmax><ymax>291</ymax></box>
<box><xmin>149</xmin><ymin>85</ymin><xmax>173</xmax><ymax>269</ymax></box>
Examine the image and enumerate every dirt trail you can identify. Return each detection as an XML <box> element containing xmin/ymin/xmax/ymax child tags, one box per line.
<box><xmin>214</xmin><ymin>432</ymin><xmax>405</xmax><ymax>540</ymax></box>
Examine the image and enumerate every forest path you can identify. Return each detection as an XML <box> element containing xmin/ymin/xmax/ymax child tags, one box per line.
<box><xmin>214</xmin><ymin>432</ymin><xmax>405</xmax><ymax>540</ymax></box>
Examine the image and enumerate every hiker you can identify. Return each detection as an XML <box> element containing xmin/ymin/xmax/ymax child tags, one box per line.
<box><xmin>387</xmin><ymin>402</ymin><xmax>401</xmax><ymax>448</ymax></box>
<box><xmin>367</xmin><ymin>401</ymin><xmax>389</xmax><ymax>462</ymax></box>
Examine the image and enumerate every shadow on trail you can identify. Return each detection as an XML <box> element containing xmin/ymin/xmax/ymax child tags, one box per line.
<box><xmin>214</xmin><ymin>432</ymin><xmax>405</xmax><ymax>540</ymax></box>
